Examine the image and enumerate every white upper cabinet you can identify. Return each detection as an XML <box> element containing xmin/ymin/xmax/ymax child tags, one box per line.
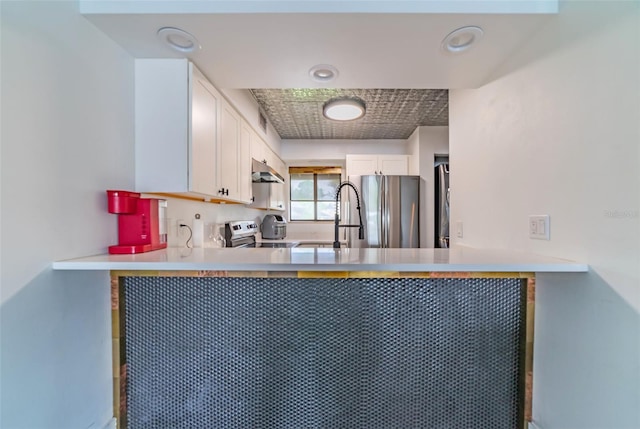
<box><xmin>250</xmin><ymin>128</ymin><xmax>266</xmax><ymax>164</ymax></box>
<box><xmin>190</xmin><ymin>72</ymin><xmax>219</xmax><ymax>196</ymax></box>
<box><xmin>346</xmin><ymin>154</ymin><xmax>409</xmax><ymax>177</ymax></box>
<box><xmin>271</xmin><ymin>182</ymin><xmax>286</xmax><ymax>211</ymax></box>
<box><xmin>134</xmin><ymin>58</ymin><xmax>253</xmax><ymax>203</ymax></box>
<box><xmin>218</xmin><ymin>98</ymin><xmax>240</xmax><ymax>199</ymax></box>
<box><xmin>248</xmin><ymin>131</ymin><xmax>288</xmax><ymax>211</ymax></box>
<box><xmin>378</xmin><ymin>155</ymin><xmax>410</xmax><ymax>175</ymax></box>
<box><xmin>239</xmin><ymin>120</ymin><xmax>253</xmax><ymax>203</ymax></box>
<box><xmin>250</xmin><ymin>182</ymin><xmax>286</xmax><ymax>211</ymax></box>
<box><xmin>249</xmin><ymin>129</ymin><xmax>286</xmax><ymax>178</ymax></box>
<box><xmin>345</xmin><ymin>155</ymin><xmax>378</xmax><ymax>177</ymax></box>
<box><xmin>135</xmin><ymin>59</ymin><xmax>220</xmax><ymax>197</ymax></box>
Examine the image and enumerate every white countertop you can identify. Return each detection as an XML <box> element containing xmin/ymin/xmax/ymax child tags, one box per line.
<box><xmin>257</xmin><ymin>238</ymin><xmax>345</xmax><ymax>244</ymax></box>
<box><xmin>52</xmin><ymin>247</ymin><xmax>588</xmax><ymax>273</ymax></box>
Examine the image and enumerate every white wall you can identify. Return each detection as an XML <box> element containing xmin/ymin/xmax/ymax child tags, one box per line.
<box><xmin>449</xmin><ymin>2</ymin><xmax>639</xmax><ymax>428</ymax></box>
<box><xmin>1</xmin><ymin>2</ymin><xmax>134</xmax><ymax>428</ymax></box>
<box><xmin>160</xmin><ymin>195</ymin><xmax>337</xmax><ymax>243</ymax></box>
<box><xmin>407</xmin><ymin>128</ymin><xmax>420</xmax><ymax>175</ymax></box>
<box><xmin>151</xmin><ymin>195</ymin><xmax>269</xmax><ymax>247</ymax></box>
<box><xmin>281</xmin><ymin>139</ymin><xmax>408</xmax><ymax>161</ymax></box>
<box><xmin>411</xmin><ymin>126</ymin><xmax>449</xmax><ymax>248</ymax></box>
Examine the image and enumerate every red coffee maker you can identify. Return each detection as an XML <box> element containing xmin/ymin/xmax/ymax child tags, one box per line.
<box><xmin>107</xmin><ymin>190</ymin><xmax>168</xmax><ymax>254</ymax></box>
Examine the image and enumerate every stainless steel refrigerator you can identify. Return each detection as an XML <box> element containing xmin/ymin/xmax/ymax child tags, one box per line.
<box><xmin>346</xmin><ymin>175</ymin><xmax>420</xmax><ymax>248</ymax></box>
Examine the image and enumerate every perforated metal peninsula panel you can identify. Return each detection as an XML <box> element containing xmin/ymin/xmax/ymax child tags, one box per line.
<box><xmin>124</xmin><ymin>277</ymin><xmax>526</xmax><ymax>429</ymax></box>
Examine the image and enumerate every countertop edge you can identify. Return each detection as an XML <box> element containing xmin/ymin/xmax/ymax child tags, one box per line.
<box><xmin>51</xmin><ymin>248</ymin><xmax>589</xmax><ymax>273</ymax></box>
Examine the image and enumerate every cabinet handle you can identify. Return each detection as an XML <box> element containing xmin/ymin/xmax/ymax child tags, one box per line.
<box><xmin>262</xmin><ymin>159</ymin><xmax>267</xmax><ymax>164</ymax></box>
<box><xmin>251</xmin><ymin>196</ymin><xmax>255</xmax><ymax>202</ymax></box>
<box><xmin>219</xmin><ymin>188</ymin><xmax>229</xmax><ymax>196</ymax></box>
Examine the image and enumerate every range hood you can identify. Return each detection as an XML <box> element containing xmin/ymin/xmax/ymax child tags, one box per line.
<box><xmin>252</xmin><ymin>158</ymin><xmax>284</xmax><ymax>184</ymax></box>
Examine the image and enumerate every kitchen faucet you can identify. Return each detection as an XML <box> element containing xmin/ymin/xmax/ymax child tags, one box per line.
<box><xmin>334</xmin><ymin>181</ymin><xmax>364</xmax><ymax>248</ymax></box>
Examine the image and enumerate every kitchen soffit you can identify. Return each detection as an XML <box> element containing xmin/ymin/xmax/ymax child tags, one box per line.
<box><xmin>79</xmin><ymin>3</ymin><xmax>556</xmax><ymax>139</ymax></box>
<box><xmin>80</xmin><ymin>12</ymin><xmax>555</xmax><ymax>89</ymax></box>
<box><xmin>250</xmin><ymin>88</ymin><xmax>448</xmax><ymax>140</ymax></box>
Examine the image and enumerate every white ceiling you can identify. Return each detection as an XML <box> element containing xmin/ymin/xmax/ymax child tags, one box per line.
<box><xmin>80</xmin><ymin>1</ymin><xmax>557</xmax><ymax>138</ymax></box>
<box><xmin>81</xmin><ymin>2</ymin><xmax>557</xmax><ymax>90</ymax></box>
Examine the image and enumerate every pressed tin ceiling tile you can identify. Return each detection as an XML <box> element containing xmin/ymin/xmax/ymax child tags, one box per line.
<box><xmin>250</xmin><ymin>89</ymin><xmax>448</xmax><ymax>140</ymax></box>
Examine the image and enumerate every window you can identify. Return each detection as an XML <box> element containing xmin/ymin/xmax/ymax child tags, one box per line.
<box><xmin>289</xmin><ymin>167</ymin><xmax>341</xmax><ymax>221</ymax></box>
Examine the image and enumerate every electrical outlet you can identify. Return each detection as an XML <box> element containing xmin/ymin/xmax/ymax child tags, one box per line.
<box><xmin>176</xmin><ymin>219</ymin><xmax>187</xmax><ymax>237</ymax></box>
<box><xmin>529</xmin><ymin>215</ymin><xmax>550</xmax><ymax>240</ymax></box>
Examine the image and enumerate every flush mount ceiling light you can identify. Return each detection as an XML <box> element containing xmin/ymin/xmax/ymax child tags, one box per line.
<box><xmin>157</xmin><ymin>27</ymin><xmax>201</xmax><ymax>53</ymax></box>
<box><xmin>441</xmin><ymin>26</ymin><xmax>484</xmax><ymax>54</ymax></box>
<box><xmin>323</xmin><ymin>98</ymin><xmax>366</xmax><ymax>121</ymax></box>
<box><xmin>309</xmin><ymin>64</ymin><xmax>339</xmax><ymax>83</ymax></box>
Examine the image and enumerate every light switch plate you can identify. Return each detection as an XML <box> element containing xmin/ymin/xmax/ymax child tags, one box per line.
<box><xmin>456</xmin><ymin>221</ymin><xmax>463</xmax><ymax>238</ymax></box>
<box><xmin>529</xmin><ymin>215</ymin><xmax>550</xmax><ymax>240</ymax></box>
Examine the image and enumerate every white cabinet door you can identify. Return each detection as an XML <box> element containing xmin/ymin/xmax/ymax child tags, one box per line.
<box><xmin>270</xmin><ymin>182</ymin><xmax>285</xmax><ymax>211</ymax></box>
<box><xmin>249</xmin><ymin>183</ymin><xmax>270</xmax><ymax>209</ymax></box>
<box><xmin>239</xmin><ymin>120</ymin><xmax>253</xmax><ymax>203</ymax></box>
<box><xmin>247</xmin><ymin>131</ymin><xmax>287</xmax><ymax>210</ymax></box>
<box><xmin>219</xmin><ymin>99</ymin><xmax>240</xmax><ymax>199</ymax></box>
<box><xmin>346</xmin><ymin>154</ymin><xmax>409</xmax><ymax>177</ymax></box>
<box><xmin>190</xmin><ymin>69</ymin><xmax>219</xmax><ymax>196</ymax></box>
<box><xmin>346</xmin><ymin>154</ymin><xmax>379</xmax><ymax>176</ymax></box>
<box><xmin>263</xmin><ymin>145</ymin><xmax>276</xmax><ymax>173</ymax></box>
<box><xmin>275</xmin><ymin>157</ymin><xmax>287</xmax><ymax>178</ymax></box>
<box><xmin>378</xmin><ymin>155</ymin><xmax>409</xmax><ymax>175</ymax></box>
<box><xmin>135</xmin><ymin>59</ymin><xmax>220</xmax><ymax>197</ymax></box>
<box><xmin>249</xmin><ymin>181</ymin><xmax>286</xmax><ymax>212</ymax></box>
<box><xmin>250</xmin><ymin>129</ymin><xmax>265</xmax><ymax>163</ymax></box>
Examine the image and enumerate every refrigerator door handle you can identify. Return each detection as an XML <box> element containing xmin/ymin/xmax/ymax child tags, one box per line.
<box><xmin>374</xmin><ymin>175</ymin><xmax>385</xmax><ymax>248</ymax></box>
<box><xmin>381</xmin><ymin>176</ymin><xmax>388</xmax><ymax>248</ymax></box>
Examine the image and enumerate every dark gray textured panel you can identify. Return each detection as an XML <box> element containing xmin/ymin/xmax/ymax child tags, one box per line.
<box><xmin>124</xmin><ymin>276</ymin><xmax>524</xmax><ymax>429</ymax></box>
<box><xmin>250</xmin><ymin>89</ymin><xmax>448</xmax><ymax>139</ymax></box>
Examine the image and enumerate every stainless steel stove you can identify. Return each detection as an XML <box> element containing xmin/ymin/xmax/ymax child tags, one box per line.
<box><xmin>225</xmin><ymin>220</ymin><xmax>298</xmax><ymax>248</ymax></box>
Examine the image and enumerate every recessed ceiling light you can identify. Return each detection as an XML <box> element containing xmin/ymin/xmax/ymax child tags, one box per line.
<box><xmin>441</xmin><ymin>26</ymin><xmax>484</xmax><ymax>54</ymax></box>
<box><xmin>309</xmin><ymin>64</ymin><xmax>339</xmax><ymax>83</ymax></box>
<box><xmin>323</xmin><ymin>98</ymin><xmax>366</xmax><ymax>121</ymax></box>
<box><xmin>157</xmin><ymin>27</ymin><xmax>201</xmax><ymax>53</ymax></box>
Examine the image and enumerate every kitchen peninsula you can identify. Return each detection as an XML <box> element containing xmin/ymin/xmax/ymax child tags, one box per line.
<box><xmin>53</xmin><ymin>248</ymin><xmax>587</xmax><ymax>429</ymax></box>
<box><xmin>53</xmin><ymin>247</ymin><xmax>586</xmax><ymax>272</ymax></box>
